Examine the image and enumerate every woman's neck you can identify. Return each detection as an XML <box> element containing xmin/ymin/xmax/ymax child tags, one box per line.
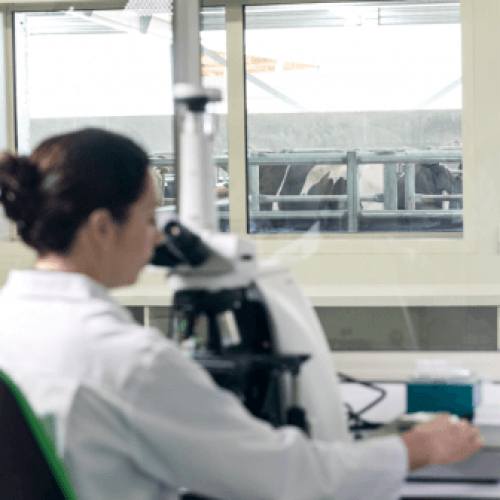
<box><xmin>34</xmin><ymin>235</ymin><xmax>111</xmax><ymax>287</ymax></box>
<box><xmin>35</xmin><ymin>254</ymin><xmax>92</xmax><ymax>277</ymax></box>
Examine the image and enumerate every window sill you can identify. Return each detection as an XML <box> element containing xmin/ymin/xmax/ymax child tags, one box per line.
<box><xmin>111</xmin><ymin>282</ymin><xmax>500</xmax><ymax>307</ymax></box>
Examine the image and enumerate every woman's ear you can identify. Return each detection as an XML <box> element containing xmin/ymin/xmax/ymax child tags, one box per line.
<box><xmin>85</xmin><ymin>209</ymin><xmax>116</xmax><ymax>246</ymax></box>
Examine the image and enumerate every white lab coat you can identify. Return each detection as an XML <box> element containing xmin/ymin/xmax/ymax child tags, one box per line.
<box><xmin>0</xmin><ymin>270</ymin><xmax>408</xmax><ymax>500</ymax></box>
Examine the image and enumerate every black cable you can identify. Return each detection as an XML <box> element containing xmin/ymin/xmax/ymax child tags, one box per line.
<box><xmin>338</xmin><ymin>372</ymin><xmax>387</xmax><ymax>438</ymax></box>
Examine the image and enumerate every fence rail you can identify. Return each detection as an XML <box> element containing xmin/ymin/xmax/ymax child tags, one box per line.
<box><xmin>152</xmin><ymin>148</ymin><xmax>463</xmax><ymax>232</ymax></box>
<box><xmin>246</xmin><ymin>148</ymin><xmax>463</xmax><ymax>233</ymax></box>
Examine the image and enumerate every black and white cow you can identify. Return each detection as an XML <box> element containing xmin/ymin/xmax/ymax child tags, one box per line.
<box><xmin>397</xmin><ymin>163</ymin><xmax>463</xmax><ymax>211</ymax></box>
<box><xmin>255</xmin><ymin>163</ymin><xmax>357</xmax><ymax>231</ymax></box>
<box><xmin>254</xmin><ymin>161</ymin><xmax>462</xmax><ymax>232</ymax></box>
<box><xmin>258</xmin><ymin>164</ymin><xmax>313</xmax><ymax>212</ymax></box>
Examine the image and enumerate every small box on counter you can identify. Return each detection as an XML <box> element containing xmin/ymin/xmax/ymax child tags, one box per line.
<box><xmin>407</xmin><ymin>379</ymin><xmax>482</xmax><ymax>420</ymax></box>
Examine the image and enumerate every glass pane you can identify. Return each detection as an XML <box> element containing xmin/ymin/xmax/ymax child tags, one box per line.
<box><xmin>14</xmin><ymin>7</ymin><xmax>228</xmax><ymax>232</ymax></box>
<box><xmin>201</xmin><ymin>8</ymin><xmax>229</xmax><ymax>232</ymax></box>
<box><xmin>317</xmin><ymin>307</ymin><xmax>497</xmax><ymax>351</ymax></box>
<box><xmin>245</xmin><ymin>2</ymin><xmax>463</xmax><ymax>235</ymax></box>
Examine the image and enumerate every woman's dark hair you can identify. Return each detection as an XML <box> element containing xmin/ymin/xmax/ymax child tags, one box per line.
<box><xmin>0</xmin><ymin>128</ymin><xmax>149</xmax><ymax>254</ymax></box>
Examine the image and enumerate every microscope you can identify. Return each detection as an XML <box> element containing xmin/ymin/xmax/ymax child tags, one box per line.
<box><xmin>151</xmin><ymin>0</ymin><xmax>348</xmax><ymax>444</ymax></box>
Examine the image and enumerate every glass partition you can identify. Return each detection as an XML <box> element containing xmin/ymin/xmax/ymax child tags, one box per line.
<box><xmin>13</xmin><ymin>7</ymin><xmax>228</xmax><ymax>232</ymax></box>
<box><xmin>245</xmin><ymin>2</ymin><xmax>462</xmax><ymax>235</ymax></box>
<box><xmin>130</xmin><ymin>305</ymin><xmax>498</xmax><ymax>352</ymax></box>
<box><xmin>201</xmin><ymin>8</ymin><xmax>229</xmax><ymax>231</ymax></box>
<box><xmin>319</xmin><ymin>307</ymin><xmax>497</xmax><ymax>351</ymax></box>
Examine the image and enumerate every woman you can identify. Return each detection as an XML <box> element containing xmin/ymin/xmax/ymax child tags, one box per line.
<box><xmin>0</xmin><ymin>128</ymin><xmax>483</xmax><ymax>500</ymax></box>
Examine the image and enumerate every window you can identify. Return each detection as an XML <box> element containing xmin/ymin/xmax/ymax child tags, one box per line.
<box><xmin>13</xmin><ymin>7</ymin><xmax>228</xmax><ymax>231</ymax></box>
<box><xmin>245</xmin><ymin>2</ymin><xmax>463</xmax><ymax>235</ymax></box>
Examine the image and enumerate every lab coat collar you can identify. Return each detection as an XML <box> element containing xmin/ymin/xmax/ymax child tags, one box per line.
<box><xmin>3</xmin><ymin>269</ymin><xmax>111</xmax><ymax>302</ymax></box>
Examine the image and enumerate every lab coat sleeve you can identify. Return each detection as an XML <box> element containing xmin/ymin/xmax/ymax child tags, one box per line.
<box><xmin>127</xmin><ymin>341</ymin><xmax>408</xmax><ymax>500</ymax></box>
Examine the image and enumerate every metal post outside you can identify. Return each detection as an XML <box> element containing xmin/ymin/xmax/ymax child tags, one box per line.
<box><xmin>404</xmin><ymin>163</ymin><xmax>416</xmax><ymax>210</ymax></box>
<box><xmin>248</xmin><ymin>164</ymin><xmax>260</xmax><ymax>217</ymax></box>
<box><xmin>347</xmin><ymin>151</ymin><xmax>359</xmax><ymax>233</ymax></box>
<box><xmin>173</xmin><ymin>0</ymin><xmax>202</xmax><ymax>217</ymax></box>
<box><xmin>383</xmin><ymin>155</ymin><xmax>398</xmax><ymax>210</ymax></box>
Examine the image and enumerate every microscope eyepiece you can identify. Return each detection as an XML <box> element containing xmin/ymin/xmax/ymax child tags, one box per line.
<box><xmin>150</xmin><ymin>220</ymin><xmax>211</xmax><ymax>268</ymax></box>
<box><xmin>165</xmin><ymin>221</ymin><xmax>210</xmax><ymax>266</ymax></box>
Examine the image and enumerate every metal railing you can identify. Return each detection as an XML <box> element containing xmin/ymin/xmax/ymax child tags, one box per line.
<box><xmin>247</xmin><ymin>148</ymin><xmax>462</xmax><ymax>232</ymax></box>
<box><xmin>152</xmin><ymin>148</ymin><xmax>463</xmax><ymax>231</ymax></box>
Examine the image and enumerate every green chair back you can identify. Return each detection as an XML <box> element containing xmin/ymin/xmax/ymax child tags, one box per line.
<box><xmin>0</xmin><ymin>370</ymin><xmax>78</xmax><ymax>500</ymax></box>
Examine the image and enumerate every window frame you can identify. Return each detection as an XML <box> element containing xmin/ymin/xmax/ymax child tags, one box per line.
<box><xmin>229</xmin><ymin>0</ymin><xmax>474</xmax><ymax>256</ymax></box>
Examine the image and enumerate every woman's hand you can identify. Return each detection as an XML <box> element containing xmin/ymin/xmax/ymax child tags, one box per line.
<box><xmin>400</xmin><ymin>413</ymin><xmax>484</xmax><ymax>471</ymax></box>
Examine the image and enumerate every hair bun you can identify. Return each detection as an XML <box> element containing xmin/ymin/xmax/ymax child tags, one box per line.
<box><xmin>0</xmin><ymin>153</ymin><xmax>41</xmax><ymax>228</ymax></box>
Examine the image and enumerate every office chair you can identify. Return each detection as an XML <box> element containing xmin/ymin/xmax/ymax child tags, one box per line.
<box><xmin>0</xmin><ymin>370</ymin><xmax>78</xmax><ymax>500</ymax></box>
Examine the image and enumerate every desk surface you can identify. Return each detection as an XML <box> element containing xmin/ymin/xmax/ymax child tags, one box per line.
<box><xmin>341</xmin><ymin>382</ymin><xmax>500</xmax><ymax>499</ymax></box>
<box><xmin>401</xmin><ymin>497</ymin><xmax>500</xmax><ymax>499</ymax></box>
<box><xmin>399</xmin><ymin>482</ymin><xmax>500</xmax><ymax>498</ymax></box>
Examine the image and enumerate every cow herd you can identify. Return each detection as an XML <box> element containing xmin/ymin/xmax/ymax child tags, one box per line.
<box><xmin>152</xmin><ymin>157</ymin><xmax>463</xmax><ymax>233</ymax></box>
<box><xmin>253</xmin><ymin>161</ymin><xmax>463</xmax><ymax>232</ymax></box>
